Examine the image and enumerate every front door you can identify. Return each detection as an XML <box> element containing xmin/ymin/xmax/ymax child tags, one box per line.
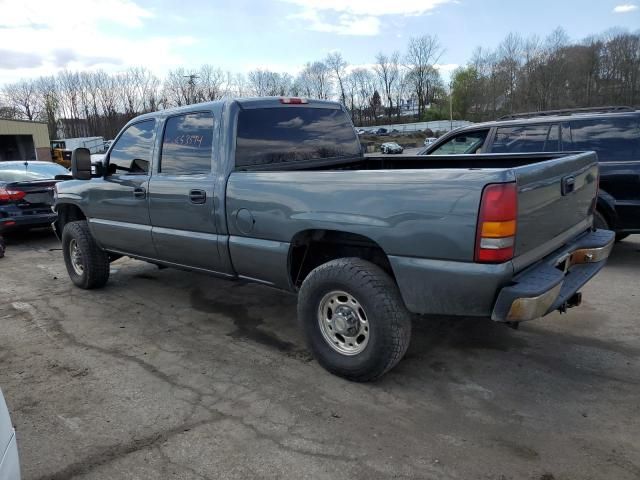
<box><xmin>88</xmin><ymin>119</ymin><xmax>157</xmax><ymax>258</ymax></box>
<box><xmin>148</xmin><ymin>111</ymin><xmax>223</xmax><ymax>271</ymax></box>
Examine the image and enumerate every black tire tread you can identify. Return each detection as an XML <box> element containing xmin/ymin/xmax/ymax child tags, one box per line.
<box><xmin>298</xmin><ymin>257</ymin><xmax>411</xmax><ymax>382</ymax></box>
<box><xmin>62</xmin><ymin>220</ymin><xmax>110</xmax><ymax>289</ymax></box>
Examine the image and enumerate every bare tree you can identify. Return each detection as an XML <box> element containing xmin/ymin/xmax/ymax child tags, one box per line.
<box><xmin>405</xmin><ymin>35</ymin><xmax>444</xmax><ymax>118</ymax></box>
<box><xmin>163</xmin><ymin>68</ymin><xmax>192</xmax><ymax>107</ymax></box>
<box><xmin>299</xmin><ymin>61</ymin><xmax>332</xmax><ymax>99</ymax></box>
<box><xmin>325</xmin><ymin>52</ymin><xmax>348</xmax><ymax>105</ymax></box>
<box><xmin>197</xmin><ymin>65</ymin><xmax>225</xmax><ymax>101</ymax></box>
<box><xmin>374</xmin><ymin>51</ymin><xmax>400</xmax><ymax>121</ymax></box>
<box><xmin>3</xmin><ymin>80</ymin><xmax>40</xmax><ymax>120</ymax></box>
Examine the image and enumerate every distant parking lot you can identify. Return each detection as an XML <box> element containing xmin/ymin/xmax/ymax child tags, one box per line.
<box><xmin>0</xmin><ymin>231</ymin><xmax>639</xmax><ymax>479</ymax></box>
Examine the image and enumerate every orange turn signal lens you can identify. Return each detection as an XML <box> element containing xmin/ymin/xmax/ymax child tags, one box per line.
<box><xmin>481</xmin><ymin>220</ymin><xmax>517</xmax><ymax>238</ymax></box>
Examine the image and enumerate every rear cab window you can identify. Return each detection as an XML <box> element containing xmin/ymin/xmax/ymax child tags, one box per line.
<box><xmin>235</xmin><ymin>107</ymin><xmax>361</xmax><ymax>169</ymax></box>
<box><xmin>429</xmin><ymin>130</ymin><xmax>489</xmax><ymax>155</ymax></box>
<box><xmin>568</xmin><ymin>116</ymin><xmax>640</xmax><ymax>162</ymax></box>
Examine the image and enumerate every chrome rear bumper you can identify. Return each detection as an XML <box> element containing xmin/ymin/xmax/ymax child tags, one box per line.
<box><xmin>492</xmin><ymin>229</ymin><xmax>615</xmax><ymax>322</ymax></box>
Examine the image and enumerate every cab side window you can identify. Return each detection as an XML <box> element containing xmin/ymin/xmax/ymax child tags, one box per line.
<box><xmin>108</xmin><ymin>120</ymin><xmax>155</xmax><ymax>174</ymax></box>
<box><xmin>429</xmin><ymin>130</ymin><xmax>489</xmax><ymax>155</ymax></box>
<box><xmin>491</xmin><ymin>123</ymin><xmax>560</xmax><ymax>153</ymax></box>
<box><xmin>160</xmin><ymin>112</ymin><xmax>214</xmax><ymax>175</ymax></box>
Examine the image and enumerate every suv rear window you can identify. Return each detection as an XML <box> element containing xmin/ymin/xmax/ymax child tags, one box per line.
<box><xmin>235</xmin><ymin>107</ymin><xmax>361</xmax><ymax>168</ymax></box>
<box><xmin>569</xmin><ymin>117</ymin><xmax>640</xmax><ymax>162</ymax></box>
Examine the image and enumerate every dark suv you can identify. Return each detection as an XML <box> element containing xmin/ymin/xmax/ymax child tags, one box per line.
<box><xmin>420</xmin><ymin>107</ymin><xmax>640</xmax><ymax>240</ymax></box>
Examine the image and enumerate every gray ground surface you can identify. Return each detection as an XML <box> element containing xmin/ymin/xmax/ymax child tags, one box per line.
<box><xmin>0</xmin><ymin>230</ymin><xmax>638</xmax><ymax>480</ymax></box>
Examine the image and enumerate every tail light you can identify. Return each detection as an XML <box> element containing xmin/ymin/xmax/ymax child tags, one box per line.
<box><xmin>475</xmin><ymin>182</ymin><xmax>518</xmax><ymax>263</ymax></box>
<box><xmin>0</xmin><ymin>188</ymin><xmax>26</xmax><ymax>203</ymax></box>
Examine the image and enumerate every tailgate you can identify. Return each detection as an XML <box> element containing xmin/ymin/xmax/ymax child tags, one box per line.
<box><xmin>514</xmin><ymin>152</ymin><xmax>598</xmax><ymax>260</ymax></box>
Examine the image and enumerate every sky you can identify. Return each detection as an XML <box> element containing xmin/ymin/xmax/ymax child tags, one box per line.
<box><xmin>0</xmin><ymin>0</ymin><xmax>639</xmax><ymax>85</ymax></box>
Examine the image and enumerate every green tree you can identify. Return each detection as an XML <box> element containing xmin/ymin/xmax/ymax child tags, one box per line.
<box><xmin>451</xmin><ymin>66</ymin><xmax>478</xmax><ymax>119</ymax></box>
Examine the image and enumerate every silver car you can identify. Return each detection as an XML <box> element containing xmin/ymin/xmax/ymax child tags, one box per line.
<box><xmin>380</xmin><ymin>142</ymin><xmax>404</xmax><ymax>154</ymax></box>
<box><xmin>0</xmin><ymin>389</ymin><xmax>20</xmax><ymax>480</ymax></box>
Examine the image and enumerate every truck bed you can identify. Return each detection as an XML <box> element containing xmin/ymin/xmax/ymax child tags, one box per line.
<box><xmin>226</xmin><ymin>151</ymin><xmax>598</xmax><ymax>266</ymax></box>
<box><xmin>236</xmin><ymin>152</ymin><xmax>574</xmax><ymax>172</ymax></box>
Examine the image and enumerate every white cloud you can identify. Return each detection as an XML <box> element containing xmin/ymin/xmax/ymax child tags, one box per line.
<box><xmin>0</xmin><ymin>0</ymin><xmax>193</xmax><ymax>84</ymax></box>
<box><xmin>434</xmin><ymin>63</ymin><xmax>459</xmax><ymax>73</ymax></box>
<box><xmin>0</xmin><ymin>0</ymin><xmax>154</xmax><ymax>29</ymax></box>
<box><xmin>283</xmin><ymin>0</ymin><xmax>452</xmax><ymax>17</ymax></box>
<box><xmin>282</xmin><ymin>0</ymin><xmax>452</xmax><ymax>36</ymax></box>
<box><xmin>613</xmin><ymin>4</ymin><xmax>638</xmax><ymax>12</ymax></box>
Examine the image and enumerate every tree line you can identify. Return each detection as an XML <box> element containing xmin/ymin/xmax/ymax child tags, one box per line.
<box><xmin>0</xmin><ymin>27</ymin><xmax>638</xmax><ymax>140</ymax></box>
<box><xmin>452</xmin><ymin>28</ymin><xmax>640</xmax><ymax>121</ymax></box>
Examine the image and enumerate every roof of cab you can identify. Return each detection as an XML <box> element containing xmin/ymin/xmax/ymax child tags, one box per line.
<box><xmin>129</xmin><ymin>97</ymin><xmax>342</xmax><ymax>123</ymax></box>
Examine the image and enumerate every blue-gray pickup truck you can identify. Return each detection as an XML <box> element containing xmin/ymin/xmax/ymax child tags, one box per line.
<box><xmin>53</xmin><ymin>97</ymin><xmax>614</xmax><ymax>381</ymax></box>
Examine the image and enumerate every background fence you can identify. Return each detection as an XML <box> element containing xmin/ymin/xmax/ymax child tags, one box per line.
<box><xmin>358</xmin><ymin>120</ymin><xmax>473</xmax><ymax>134</ymax></box>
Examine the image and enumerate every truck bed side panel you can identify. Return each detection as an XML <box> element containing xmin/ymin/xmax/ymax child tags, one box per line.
<box><xmin>225</xmin><ymin>169</ymin><xmax>512</xmax><ymax>273</ymax></box>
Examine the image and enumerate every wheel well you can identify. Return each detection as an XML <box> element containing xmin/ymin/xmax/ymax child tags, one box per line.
<box><xmin>596</xmin><ymin>192</ymin><xmax>617</xmax><ymax>230</ymax></box>
<box><xmin>55</xmin><ymin>204</ymin><xmax>86</xmax><ymax>235</ymax></box>
<box><xmin>288</xmin><ymin>230</ymin><xmax>395</xmax><ymax>288</ymax></box>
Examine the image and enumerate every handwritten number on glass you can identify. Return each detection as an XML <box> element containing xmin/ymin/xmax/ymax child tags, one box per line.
<box><xmin>171</xmin><ymin>135</ymin><xmax>204</xmax><ymax>147</ymax></box>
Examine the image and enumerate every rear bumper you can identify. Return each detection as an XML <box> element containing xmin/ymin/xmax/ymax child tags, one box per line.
<box><xmin>389</xmin><ymin>228</ymin><xmax>614</xmax><ymax>319</ymax></box>
<box><xmin>0</xmin><ymin>212</ymin><xmax>57</xmax><ymax>233</ymax></box>
<box><xmin>491</xmin><ymin>229</ymin><xmax>615</xmax><ymax>321</ymax></box>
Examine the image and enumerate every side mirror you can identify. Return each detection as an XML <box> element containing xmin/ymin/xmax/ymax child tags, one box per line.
<box><xmin>71</xmin><ymin>148</ymin><xmax>92</xmax><ymax>180</ymax></box>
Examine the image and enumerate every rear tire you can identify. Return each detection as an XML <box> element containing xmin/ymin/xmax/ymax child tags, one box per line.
<box><xmin>62</xmin><ymin>220</ymin><xmax>110</xmax><ymax>289</ymax></box>
<box><xmin>297</xmin><ymin>258</ymin><xmax>412</xmax><ymax>382</ymax></box>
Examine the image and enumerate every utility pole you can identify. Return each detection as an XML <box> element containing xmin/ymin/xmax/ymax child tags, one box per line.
<box><xmin>183</xmin><ymin>73</ymin><xmax>199</xmax><ymax>105</ymax></box>
<box><xmin>449</xmin><ymin>80</ymin><xmax>453</xmax><ymax>131</ymax></box>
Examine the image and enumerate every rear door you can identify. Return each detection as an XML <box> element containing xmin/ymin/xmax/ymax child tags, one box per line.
<box><xmin>148</xmin><ymin>111</ymin><xmax>223</xmax><ymax>272</ymax></box>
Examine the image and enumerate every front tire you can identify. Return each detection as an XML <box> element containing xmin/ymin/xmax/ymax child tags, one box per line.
<box><xmin>298</xmin><ymin>258</ymin><xmax>412</xmax><ymax>382</ymax></box>
<box><xmin>62</xmin><ymin>220</ymin><xmax>110</xmax><ymax>289</ymax></box>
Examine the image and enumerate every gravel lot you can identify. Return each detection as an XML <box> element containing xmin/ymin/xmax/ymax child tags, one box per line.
<box><xmin>0</xmin><ymin>230</ymin><xmax>638</xmax><ymax>480</ymax></box>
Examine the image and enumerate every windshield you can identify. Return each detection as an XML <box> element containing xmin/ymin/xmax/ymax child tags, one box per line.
<box><xmin>235</xmin><ymin>107</ymin><xmax>361</xmax><ymax>168</ymax></box>
<box><xmin>429</xmin><ymin>130</ymin><xmax>489</xmax><ymax>155</ymax></box>
<box><xmin>0</xmin><ymin>163</ymin><xmax>68</xmax><ymax>182</ymax></box>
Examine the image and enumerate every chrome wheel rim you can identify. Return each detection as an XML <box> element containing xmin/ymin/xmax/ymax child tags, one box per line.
<box><xmin>69</xmin><ymin>239</ymin><xmax>84</xmax><ymax>276</ymax></box>
<box><xmin>318</xmin><ymin>291</ymin><xmax>369</xmax><ymax>355</ymax></box>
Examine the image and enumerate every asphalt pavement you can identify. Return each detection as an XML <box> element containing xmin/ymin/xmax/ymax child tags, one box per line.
<box><xmin>0</xmin><ymin>230</ymin><xmax>638</xmax><ymax>479</ymax></box>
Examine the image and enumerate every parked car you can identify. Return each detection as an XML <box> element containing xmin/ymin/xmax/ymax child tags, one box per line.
<box><xmin>420</xmin><ymin>106</ymin><xmax>640</xmax><ymax>240</ymax></box>
<box><xmin>0</xmin><ymin>161</ymin><xmax>68</xmax><ymax>234</ymax></box>
<box><xmin>424</xmin><ymin>137</ymin><xmax>437</xmax><ymax>146</ymax></box>
<box><xmin>381</xmin><ymin>142</ymin><xmax>404</xmax><ymax>154</ymax></box>
<box><xmin>356</xmin><ymin>129</ymin><xmax>367</xmax><ymax>135</ymax></box>
<box><xmin>375</xmin><ymin>128</ymin><xmax>389</xmax><ymax>136</ymax></box>
<box><xmin>54</xmin><ymin>97</ymin><xmax>613</xmax><ymax>381</ymax></box>
<box><xmin>0</xmin><ymin>389</ymin><xmax>20</xmax><ymax>480</ymax></box>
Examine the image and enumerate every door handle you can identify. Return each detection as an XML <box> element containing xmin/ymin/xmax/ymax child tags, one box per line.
<box><xmin>561</xmin><ymin>176</ymin><xmax>575</xmax><ymax>196</ymax></box>
<box><xmin>189</xmin><ymin>189</ymin><xmax>206</xmax><ymax>204</ymax></box>
<box><xmin>133</xmin><ymin>187</ymin><xmax>146</xmax><ymax>199</ymax></box>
